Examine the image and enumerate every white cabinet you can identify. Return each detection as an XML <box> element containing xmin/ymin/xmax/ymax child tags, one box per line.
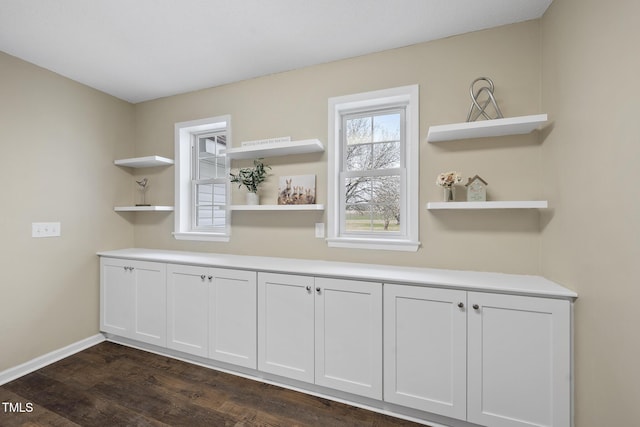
<box><xmin>100</xmin><ymin>257</ymin><xmax>166</xmax><ymax>346</ymax></box>
<box><xmin>258</xmin><ymin>273</ymin><xmax>382</xmax><ymax>399</ymax></box>
<box><xmin>467</xmin><ymin>292</ymin><xmax>571</xmax><ymax>427</ymax></box>
<box><xmin>383</xmin><ymin>284</ymin><xmax>467</xmax><ymax>419</ymax></box>
<box><xmin>257</xmin><ymin>273</ymin><xmax>315</xmax><ymax>382</ymax></box>
<box><xmin>208</xmin><ymin>268</ymin><xmax>257</xmax><ymax>369</ymax></box>
<box><xmin>167</xmin><ymin>264</ymin><xmax>257</xmax><ymax>368</ymax></box>
<box><xmin>167</xmin><ymin>264</ymin><xmax>209</xmax><ymax>357</ymax></box>
<box><xmin>385</xmin><ymin>284</ymin><xmax>571</xmax><ymax>427</ymax></box>
<box><xmin>315</xmin><ymin>277</ymin><xmax>382</xmax><ymax>399</ymax></box>
<box><xmin>98</xmin><ymin>249</ymin><xmax>575</xmax><ymax>427</ymax></box>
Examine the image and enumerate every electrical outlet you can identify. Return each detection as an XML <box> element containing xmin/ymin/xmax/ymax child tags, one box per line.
<box><xmin>315</xmin><ymin>223</ymin><xmax>325</xmax><ymax>238</ymax></box>
<box><xmin>32</xmin><ymin>222</ymin><xmax>61</xmax><ymax>238</ymax></box>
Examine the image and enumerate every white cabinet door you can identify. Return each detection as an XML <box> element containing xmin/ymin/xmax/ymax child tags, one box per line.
<box><xmin>209</xmin><ymin>268</ymin><xmax>257</xmax><ymax>369</ymax></box>
<box><xmin>131</xmin><ymin>261</ymin><xmax>166</xmax><ymax>346</ymax></box>
<box><xmin>167</xmin><ymin>264</ymin><xmax>209</xmax><ymax>357</ymax></box>
<box><xmin>100</xmin><ymin>257</ymin><xmax>166</xmax><ymax>346</ymax></box>
<box><xmin>258</xmin><ymin>272</ymin><xmax>315</xmax><ymax>383</ymax></box>
<box><xmin>383</xmin><ymin>284</ymin><xmax>467</xmax><ymax>419</ymax></box>
<box><xmin>100</xmin><ymin>258</ymin><xmax>134</xmax><ymax>336</ymax></box>
<box><xmin>467</xmin><ymin>292</ymin><xmax>571</xmax><ymax>427</ymax></box>
<box><xmin>315</xmin><ymin>277</ymin><xmax>382</xmax><ymax>399</ymax></box>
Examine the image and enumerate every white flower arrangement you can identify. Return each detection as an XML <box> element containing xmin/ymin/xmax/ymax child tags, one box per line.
<box><xmin>436</xmin><ymin>171</ymin><xmax>462</xmax><ymax>187</ymax></box>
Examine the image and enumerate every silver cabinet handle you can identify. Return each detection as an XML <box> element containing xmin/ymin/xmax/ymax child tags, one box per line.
<box><xmin>208</xmin><ymin>276</ymin><xmax>213</xmax><ymax>281</ymax></box>
<box><xmin>200</xmin><ymin>274</ymin><xmax>206</xmax><ymax>281</ymax></box>
<box><xmin>316</xmin><ymin>287</ymin><xmax>321</xmax><ymax>294</ymax></box>
<box><xmin>458</xmin><ymin>302</ymin><xmax>464</xmax><ymax>308</ymax></box>
<box><xmin>473</xmin><ymin>304</ymin><xmax>480</xmax><ymax>310</ymax></box>
<box><xmin>306</xmin><ymin>285</ymin><xmax>312</xmax><ymax>292</ymax></box>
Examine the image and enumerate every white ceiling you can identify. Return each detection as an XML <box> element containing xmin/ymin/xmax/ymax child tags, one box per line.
<box><xmin>0</xmin><ymin>0</ymin><xmax>552</xmax><ymax>103</ymax></box>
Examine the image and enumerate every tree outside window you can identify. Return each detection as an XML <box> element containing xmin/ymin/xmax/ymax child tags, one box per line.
<box><xmin>342</xmin><ymin>110</ymin><xmax>403</xmax><ymax>234</ymax></box>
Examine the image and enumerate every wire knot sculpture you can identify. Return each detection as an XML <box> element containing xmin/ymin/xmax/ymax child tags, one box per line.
<box><xmin>466</xmin><ymin>77</ymin><xmax>504</xmax><ymax>122</ymax></box>
<box><xmin>135</xmin><ymin>178</ymin><xmax>150</xmax><ymax>206</ymax></box>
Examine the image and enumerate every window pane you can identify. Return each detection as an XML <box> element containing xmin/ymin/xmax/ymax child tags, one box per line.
<box><xmin>196</xmin><ymin>205</ymin><xmax>226</xmax><ymax>228</ymax></box>
<box><xmin>197</xmin><ymin>205</ymin><xmax>213</xmax><ymax>227</ymax></box>
<box><xmin>197</xmin><ymin>183</ymin><xmax>213</xmax><ymax>205</ymax></box>
<box><xmin>214</xmin><ymin>134</ymin><xmax>227</xmax><ymax>155</ymax></box>
<box><xmin>345</xmin><ymin>204</ymin><xmax>372</xmax><ymax>232</ymax></box>
<box><xmin>371</xmin><ymin>175</ymin><xmax>400</xmax><ymax>232</ymax></box>
<box><xmin>199</xmin><ymin>158</ymin><xmax>227</xmax><ymax>179</ymax></box>
<box><xmin>197</xmin><ymin>132</ymin><xmax>227</xmax><ymax>180</ymax></box>
<box><xmin>372</xmin><ymin>141</ymin><xmax>400</xmax><ymax>169</ymax></box>
<box><xmin>199</xmin><ymin>134</ymin><xmax>226</xmax><ymax>155</ymax></box>
<box><xmin>195</xmin><ymin>183</ymin><xmax>226</xmax><ymax>228</ymax></box>
<box><xmin>196</xmin><ymin>183</ymin><xmax>226</xmax><ymax>206</ymax></box>
<box><xmin>346</xmin><ymin>116</ymin><xmax>372</xmax><ymax>145</ymax></box>
<box><xmin>193</xmin><ymin>131</ymin><xmax>228</xmax><ymax>229</ymax></box>
<box><xmin>345</xmin><ymin>112</ymin><xmax>401</xmax><ymax>171</ymax></box>
<box><xmin>216</xmin><ymin>157</ymin><xmax>226</xmax><ymax>170</ymax></box>
<box><xmin>373</xmin><ymin>113</ymin><xmax>401</xmax><ymax>142</ymax></box>
<box><xmin>213</xmin><ymin>207</ymin><xmax>226</xmax><ymax>227</ymax></box>
<box><xmin>198</xmin><ymin>137</ymin><xmax>216</xmax><ymax>157</ymax></box>
<box><xmin>340</xmin><ymin>106</ymin><xmax>406</xmax><ymax>238</ymax></box>
<box><xmin>212</xmin><ymin>183</ymin><xmax>226</xmax><ymax>205</ymax></box>
<box><xmin>199</xmin><ymin>158</ymin><xmax>217</xmax><ymax>179</ymax></box>
<box><xmin>345</xmin><ymin>176</ymin><xmax>371</xmax><ymax>205</ymax></box>
<box><xmin>344</xmin><ymin>175</ymin><xmax>400</xmax><ymax>233</ymax></box>
<box><xmin>346</xmin><ymin>144</ymin><xmax>371</xmax><ymax>171</ymax></box>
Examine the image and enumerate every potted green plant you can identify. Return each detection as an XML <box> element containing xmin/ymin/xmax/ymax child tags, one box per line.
<box><xmin>229</xmin><ymin>158</ymin><xmax>271</xmax><ymax>205</ymax></box>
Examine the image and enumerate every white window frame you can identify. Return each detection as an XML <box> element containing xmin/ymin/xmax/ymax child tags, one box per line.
<box><xmin>174</xmin><ymin>115</ymin><xmax>231</xmax><ymax>242</ymax></box>
<box><xmin>327</xmin><ymin>85</ymin><xmax>420</xmax><ymax>252</ymax></box>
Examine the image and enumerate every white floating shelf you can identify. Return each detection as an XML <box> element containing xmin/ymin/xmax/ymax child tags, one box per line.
<box><xmin>427</xmin><ymin>114</ymin><xmax>548</xmax><ymax>142</ymax></box>
<box><xmin>114</xmin><ymin>206</ymin><xmax>175</xmax><ymax>212</ymax></box>
<box><xmin>114</xmin><ymin>156</ymin><xmax>175</xmax><ymax>168</ymax></box>
<box><xmin>222</xmin><ymin>139</ymin><xmax>324</xmax><ymax>159</ymax></box>
<box><xmin>229</xmin><ymin>204</ymin><xmax>325</xmax><ymax>211</ymax></box>
<box><xmin>427</xmin><ymin>201</ymin><xmax>548</xmax><ymax>210</ymax></box>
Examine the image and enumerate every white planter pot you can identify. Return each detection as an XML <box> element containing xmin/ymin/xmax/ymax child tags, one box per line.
<box><xmin>246</xmin><ymin>192</ymin><xmax>260</xmax><ymax>205</ymax></box>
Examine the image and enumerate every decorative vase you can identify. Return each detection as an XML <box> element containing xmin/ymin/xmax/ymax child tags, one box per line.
<box><xmin>443</xmin><ymin>186</ymin><xmax>455</xmax><ymax>202</ymax></box>
<box><xmin>246</xmin><ymin>192</ymin><xmax>259</xmax><ymax>205</ymax></box>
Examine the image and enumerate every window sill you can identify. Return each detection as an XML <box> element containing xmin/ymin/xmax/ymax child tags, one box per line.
<box><xmin>173</xmin><ymin>232</ymin><xmax>230</xmax><ymax>243</ymax></box>
<box><xmin>326</xmin><ymin>237</ymin><xmax>420</xmax><ymax>252</ymax></box>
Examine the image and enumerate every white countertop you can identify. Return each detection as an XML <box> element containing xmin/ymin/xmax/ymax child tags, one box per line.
<box><xmin>97</xmin><ymin>248</ymin><xmax>577</xmax><ymax>300</ymax></box>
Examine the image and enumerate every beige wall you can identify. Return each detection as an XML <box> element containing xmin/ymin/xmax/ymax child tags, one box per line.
<box><xmin>0</xmin><ymin>52</ymin><xmax>135</xmax><ymax>371</ymax></box>
<box><xmin>541</xmin><ymin>0</ymin><xmax>640</xmax><ymax>425</ymax></box>
<box><xmin>133</xmin><ymin>20</ymin><xmax>545</xmax><ymax>273</ymax></box>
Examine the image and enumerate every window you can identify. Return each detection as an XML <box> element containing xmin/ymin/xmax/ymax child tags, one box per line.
<box><xmin>174</xmin><ymin>116</ymin><xmax>231</xmax><ymax>241</ymax></box>
<box><xmin>327</xmin><ymin>86</ymin><xmax>420</xmax><ymax>251</ymax></box>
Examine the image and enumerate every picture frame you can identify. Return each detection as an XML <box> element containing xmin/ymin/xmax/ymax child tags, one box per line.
<box><xmin>277</xmin><ymin>175</ymin><xmax>316</xmax><ymax>205</ymax></box>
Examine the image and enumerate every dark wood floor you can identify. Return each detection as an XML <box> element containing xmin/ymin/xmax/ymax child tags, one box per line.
<box><xmin>0</xmin><ymin>342</ymin><xmax>423</xmax><ymax>426</ymax></box>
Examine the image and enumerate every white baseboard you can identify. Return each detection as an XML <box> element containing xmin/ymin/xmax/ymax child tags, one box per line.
<box><xmin>0</xmin><ymin>334</ymin><xmax>106</xmax><ymax>386</ymax></box>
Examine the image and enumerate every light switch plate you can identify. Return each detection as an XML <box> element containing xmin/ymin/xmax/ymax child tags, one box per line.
<box><xmin>32</xmin><ymin>222</ymin><xmax>61</xmax><ymax>238</ymax></box>
<box><xmin>315</xmin><ymin>222</ymin><xmax>325</xmax><ymax>238</ymax></box>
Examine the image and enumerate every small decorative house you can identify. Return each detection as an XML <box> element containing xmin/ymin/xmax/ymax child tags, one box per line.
<box><xmin>466</xmin><ymin>175</ymin><xmax>488</xmax><ymax>202</ymax></box>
